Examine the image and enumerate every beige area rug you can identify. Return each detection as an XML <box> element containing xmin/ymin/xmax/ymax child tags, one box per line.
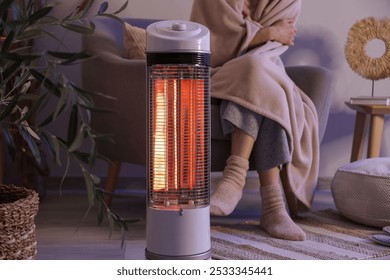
<box><xmin>211</xmin><ymin>209</ymin><xmax>390</xmax><ymax>260</ymax></box>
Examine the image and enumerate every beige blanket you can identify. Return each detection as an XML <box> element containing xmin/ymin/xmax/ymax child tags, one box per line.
<box><xmin>191</xmin><ymin>0</ymin><xmax>319</xmax><ymax>210</ymax></box>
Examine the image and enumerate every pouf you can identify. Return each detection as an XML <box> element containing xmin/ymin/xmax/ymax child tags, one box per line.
<box><xmin>331</xmin><ymin>157</ymin><xmax>390</xmax><ymax>228</ymax></box>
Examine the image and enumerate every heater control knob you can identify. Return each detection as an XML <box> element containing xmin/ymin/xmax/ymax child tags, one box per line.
<box><xmin>172</xmin><ymin>22</ymin><xmax>187</xmax><ymax>31</ymax></box>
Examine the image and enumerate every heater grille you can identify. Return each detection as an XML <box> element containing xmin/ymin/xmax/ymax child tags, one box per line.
<box><xmin>147</xmin><ymin>64</ymin><xmax>210</xmax><ymax>209</ymax></box>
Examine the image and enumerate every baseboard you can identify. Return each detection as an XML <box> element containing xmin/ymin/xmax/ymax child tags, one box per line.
<box><xmin>317</xmin><ymin>177</ymin><xmax>332</xmax><ymax>190</ymax></box>
<box><xmin>42</xmin><ymin>175</ymin><xmax>332</xmax><ymax>193</ymax></box>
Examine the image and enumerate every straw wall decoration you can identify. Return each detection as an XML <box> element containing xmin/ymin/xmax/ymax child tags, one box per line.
<box><xmin>344</xmin><ymin>17</ymin><xmax>390</xmax><ymax>80</ymax></box>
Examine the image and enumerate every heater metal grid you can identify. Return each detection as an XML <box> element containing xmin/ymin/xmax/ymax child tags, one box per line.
<box><xmin>147</xmin><ymin>64</ymin><xmax>210</xmax><ymax>209</ymax></box>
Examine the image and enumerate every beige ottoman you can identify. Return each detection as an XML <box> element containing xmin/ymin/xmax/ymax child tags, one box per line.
<box><xmin>331</xmin><ymin>158</ymin><xmax>390</xmax><ymax>228</ymax></box>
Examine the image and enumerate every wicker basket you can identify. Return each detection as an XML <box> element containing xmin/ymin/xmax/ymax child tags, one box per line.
<box><xmin>0</xmin><ymin>185</ymin><xmax>39</xmax><ymax>260</ymax></box>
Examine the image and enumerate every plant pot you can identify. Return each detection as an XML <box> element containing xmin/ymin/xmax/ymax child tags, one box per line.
<box><xmin>0</xmin><ymin>185</ymin><xmax>39</xmax><ymax>260</ymax></box>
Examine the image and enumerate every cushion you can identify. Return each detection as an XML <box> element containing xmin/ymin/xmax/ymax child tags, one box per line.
<box><xmin>123</xmin><ymin>22</ymin><xmax>146</xmax><ymax>59</ymax></box>
<box><xmin>331</xmin><ymin>157</ymin><xmax>390</xmax><ymax>228</ymax></box>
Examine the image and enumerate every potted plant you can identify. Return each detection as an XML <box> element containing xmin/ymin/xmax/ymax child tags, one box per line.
<box><xmin>0</xmin><ymin>0</ymin><xmax>131</xmax><ymax>259</ymax></box>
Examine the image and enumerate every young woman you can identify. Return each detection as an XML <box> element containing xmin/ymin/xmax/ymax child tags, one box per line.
<box><xmin>191</xmin><ymin>0</ymin><xmax>319</xmax><ymax>241</ymax></box>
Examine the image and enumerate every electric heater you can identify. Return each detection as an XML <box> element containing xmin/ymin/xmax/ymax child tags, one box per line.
<box><xmin>145</xmin><ymin>20</ymin><xmax>211</xmax><ymax>260</ymax></box>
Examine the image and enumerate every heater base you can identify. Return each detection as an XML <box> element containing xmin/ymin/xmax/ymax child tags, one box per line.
<box><xmin>146</xmin><ymin>206</ymin><xmax>211</xmax><ymax>260</ymax></box>
<box><xmin>145</xmin><ymin>249</ymin><xmax>211</xmax><ymax>260</ymax></box>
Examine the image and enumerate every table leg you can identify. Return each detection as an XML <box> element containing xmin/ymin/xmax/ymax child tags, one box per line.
<box><xmin>367</xmin><ymin>114</ymin><xmax>384</xmax><ymax>158</ymax></box>
<box><xmin>104</xmin><ymin>160</ymin><xmax>122</xmax><ymax>206</ymax></box>
<box><xmin>350</xmin><ymin>111</ymin><xmax>368</xmax><ymax>162</ymax></box>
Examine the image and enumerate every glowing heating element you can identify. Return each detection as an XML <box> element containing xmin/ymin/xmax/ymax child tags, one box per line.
<box><xmin>148</xmin><ymin>65</ymin><xmax>210</xmax><ymax>209</ymax></box>
<box><xmin>145</xmin><ymin>19</ymin><xmax>211</xmax><ymax>260</ymax></box>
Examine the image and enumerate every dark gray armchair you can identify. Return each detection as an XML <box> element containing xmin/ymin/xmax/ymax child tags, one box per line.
<box><xmin>81</xmin><ymin>18</ymin><xmax>332</xmax><ymax>214</ymax></box>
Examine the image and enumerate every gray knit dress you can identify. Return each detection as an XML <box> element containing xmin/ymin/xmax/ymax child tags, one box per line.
<box><xmin>220</xmin><ymin>100</ymin><xmax>291</xmax><ymax>172</ymax></box>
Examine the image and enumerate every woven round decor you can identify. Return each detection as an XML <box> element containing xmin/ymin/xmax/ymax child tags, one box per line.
<box><xmin>331</xmin><ymin>158</ymin><xmax>390</xmax><ymax>228</ymax></box>
<box><xmin>0</xmin><ymin>185</ymin><xmax>39</xmax><ymax>260</ymax></box>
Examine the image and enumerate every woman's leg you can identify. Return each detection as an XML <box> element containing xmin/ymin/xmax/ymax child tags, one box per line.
<box><xmin>210</xmin><ymin>128</ymin><xmax>254</xmax><ymax>216</ymax></box>
<box><xmin>254</xmin><ymin>118</ymin><xmax>306</xmax><ymax>240</ymax></box>
<box><xmin>211</xmin><ymin>101</ymin><xmax>260</xmax><ymax>216</ymax></box>
<box><xmin>258</xmin><ymin>167</ymin><xmax>306</xmax><ymax>241</ymax></box>
<box><xmin>231</xmin><ymin>128</ymin><xmax>255</xmax><ymax>159</ymax></box>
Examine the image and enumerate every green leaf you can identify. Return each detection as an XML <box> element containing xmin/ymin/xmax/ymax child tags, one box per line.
<box><xmin>123</xmin><ymin>218</ymin><xmax>142</xmax><ymax>224</ymax></box>
<box><xmin>120</xmin><ymin>227</ymin><xmax>126</xmax><ymax>248</ymax></box>
<box><xmin>0</xmin><ymin>92</ymin><xmax>21</xmax><ymax>121</ymax></box>
<box><xmin>71</xmin><ymin>83</ymin><xmax>117</xmax><ymax>100</ymax></box>
<box><xmin>17</xmin><ymin>28</ymin><xmax>46</xmax><ymax>41</ymax></box>
<box><xmin>61</xmin><ymin>22</ymin><xmax>95</xmax><ymax>34</ymax></box>
<box><xmin>32</xmin><ymin>29</ymin><xmax>65</xmax><ymax>47</ymax></box>
<box><xmin>18</xmin><ymin>92</ymin><xmax>50</xmax><ymax>123</ymax></box>
<box><xmin>97</xmin><ymin>197</ymin><xmax>105</xmax><ymax>226</ymax></box>
<box><xmin>38</xmin><ymin>112</ymin><xmax>55</xmax><ymax>127</ymax></box>
<box><xmin>39</xmin><ymin>132</ymin><xmax>56</xmax><ymax>159</ymax></box>
<box><xmin>82</xmin><ymin>168</ymin><xmax>96</xmax><ymax>207</ymax></box>
<box><xmin>25</xmin><ymin>124</ymin><xmax>40</xmax><ymax>141</ymax></box>
<box><xmin>50</xmin><ymin>136</ymin><xmax>62</xmax><ymax>166</ymax></box>
<box><xmin>67</xmin><ymin>105</ymin><xmax>79</xmax><ymax>146</ymax></box>
<box><xmin>71</xmin><ymin>0</ymin><xmax>95</xmax><ymax>19</ymax></box>
<box><xmin>113</xmin><ymin>0</ymin><xmax>129</xmax><ymax>15</ymax></box>
<box><xmin>19</xmin><ymin>127</ymin><xmax>42</xmax><ymax>165</ymax></box>
<box><xmin>48</xmin><ymin>50</ymin><xmax>91</xmax><ymax>59</ymax></box>
<box><xmin>106</xmin><ymin>210</ymin><xmax>115</xmax><ymax>238</ymax></box>
<box><xmin>1</xmin><ymin>31</ymin><xmax>15</xmax><ymax>53</ymax></box>
<box><xmin>0</xmin><ymin>68</ymin><xmax>28</xmax><ymax>96</ymax></box>
<box><xmin>0</xmin><ymin>30</ymin><xmax>15</xmax><ymax>53</ymax></box>
<box><xmin>52</xmin><ymin>89</ymin><xmax>69</xmax><ymax>122</ymax></box>
<box><xmin>2</xmin><ymin>60</ymin><xmax>22</xmax><ymax>83</ymax></box>
<box><xmin>72</xmin><ymin>151</ymin><xmax>92</xmax><ymax>165</ymax></box>
<box><xmin>78</xmin><ymin>204</ymin><xmax>93</xmax><ymax>232</ymax></box>
<box><xmin>33</xmin><ymin>15</ymin><xmax>59</xmax><ymax>25</ymax></box>
<box><xmin>0</xmin><ymin>0</ymin><xmax>13</xmax><ymax>17</ymax></box>
<box><xmin>68</xmin><ymin>126</ymin><xmax>86</xmax><ymax>153</ymax></box>
<box><xmin>98</xmin><ymin>2</ymin><xmax>109</xmax><ymax>15</ymax></box>
<box><xmin>28</xmin><ymin>6</ymin><xmax>52</xmax><ymax>23</ymax></box>
<box><xmin>26</xmin><ymin>0</ymin><xmax>36</xmax><ymax>13</ymax></box>
<box><xmin>29</xmin><ymin>69</ymin><xmax>61</xmax><ymax>97</ymax></box>
<box><xmin>75</xmin><ymin>90</ymin><xmax>95</xmax><ymax>108</ymax></box>
<box><xmin>88</xmin><ymin>141</ymin><xmax>97</xmax><ymax>166</ymax></box>
<box><xmin>59</xmin><ymin>156</ymin><xmax>71</xmax><ymax>192</ymax></box>
<box><xmin>47</xmin><ymin>50</ymin><xmax>92</xmax><ymax>65</ymax></box>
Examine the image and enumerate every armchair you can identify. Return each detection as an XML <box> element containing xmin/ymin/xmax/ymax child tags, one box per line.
<box><xmin>81</xmin><ymin>18</ymin><xmax>332</xmax><ymax>214</ymax></box>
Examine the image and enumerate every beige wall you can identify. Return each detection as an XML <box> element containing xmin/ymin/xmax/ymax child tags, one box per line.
<box><xmin>52</xmin><ymin>0</ymin><xmax>193</xmax><ymax>19</ymax></box>
<box><xmin>107</xmin><ymin>0</ymin><xmax>193</xmax><ymax>19</ymax></box>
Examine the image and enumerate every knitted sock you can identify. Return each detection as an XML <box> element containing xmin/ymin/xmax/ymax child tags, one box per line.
<box><xmin>210</xmin><ymin>155</ymin><xmax>249</xmax><ymax>216</ymax></box>
<box><xmin>260</xmin><ymin>185</ymin><xmax>306</xmax><ymax>241</ymax></box>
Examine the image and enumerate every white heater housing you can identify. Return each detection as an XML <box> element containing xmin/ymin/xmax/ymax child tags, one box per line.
<box><xmin>145</xmin><ymin>20</ymin><xmax>211</xmax><ymax>260</ymax></box>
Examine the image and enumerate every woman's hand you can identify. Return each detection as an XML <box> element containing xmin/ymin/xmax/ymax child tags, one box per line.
<box><xmin>242</xmin><ymin>0</ymin><xmax>250</xmax><ymax>18</ymax></box>
<box><xmin>268</xmin><ymin>18</ymin><xmax>297</xmax><ymax>46</ymax></box>
<box><xmin>247</xmin><ymin>18</ymin><xmax>297</xmax><ymax>50</ymax></box>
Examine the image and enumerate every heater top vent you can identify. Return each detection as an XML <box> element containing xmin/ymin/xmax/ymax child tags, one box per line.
<box><xmin>146</xmin><ymin>20</ymin><xmax>210</xmax><ymax>53</ymax></box>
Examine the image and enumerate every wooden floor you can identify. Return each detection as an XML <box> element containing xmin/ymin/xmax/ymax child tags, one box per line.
<box><xmin>34</xmin><ymin>175</ymin><xmax>389</xmax><ymax>260</ymax></box>
<box><xmin>35</xmin><ymin>177</ymin><xmax>147</xmax><ymax>260</ymax></box>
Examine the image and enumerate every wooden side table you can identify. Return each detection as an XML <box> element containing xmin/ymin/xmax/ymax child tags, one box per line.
<box><xmin>346</xmin><ymin>102</ymin><xmax>390</xmax><ymax>162</ymax></box>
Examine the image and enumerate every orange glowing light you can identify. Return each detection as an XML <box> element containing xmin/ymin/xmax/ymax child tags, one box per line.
<box><xmin>151</xmin><ymin>69</ymin><xmax>206</xmax><ymax>194</ymax></box>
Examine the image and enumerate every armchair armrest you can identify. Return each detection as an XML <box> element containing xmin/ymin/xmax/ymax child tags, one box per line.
<box><xmin>82</xmin><ymin>45</ymin><xmax>147</xmax><ymax>165</ymax></box>
<box><xmin>285</xmin><ymin>65</ymin><xmax>332</xmax><ymax>142</ymax></box>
